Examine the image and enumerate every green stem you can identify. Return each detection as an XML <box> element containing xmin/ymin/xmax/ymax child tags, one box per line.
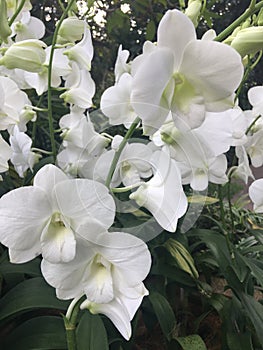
<box><xmin>227</xmin><ymin>177</ymin><xmax>235</xmax><ymax>237</ymax></box>
<box><xmin>218</xmin><ymin>185</ymin><xmax>226</xmax><ymax>228</ymax></box>
<box><xmin>8</xmin><ymin>0</ymin><xmax>26</xmax><ymax>26</ymax></box>
<box><xmin>47</xmin><ymin>0</ymin><xmax>76</xmax><ymax>162</ymax></box>
<box><xmin>57</xmin><ymin>0</ymin><xmax>66</xmax><ymax>12</ymax></box>
<box><xmin>218</xmin><ymin>185</ymin><xmax>235</xmax><ymax>260</ymax></box>
<box><xmin>64</xmin><ymin>296</ymin><xmax>85</xmax><ymax>350</ymax></box>
<box><xmin>246</xmin><ymin>114</ymin><xmax>262</xmax><ymax>134</ymax></box>
<box><xmin>214</xmin><ymin>0</ymin><xmax>263</xmax><ymax>42</ymax></box>
<box><xmin>105</xmin><ymin>117</ymin><xmax>141</xmax><ymax>188</ymax></box>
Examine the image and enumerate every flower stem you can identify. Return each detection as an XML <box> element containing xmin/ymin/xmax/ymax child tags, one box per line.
<box><xmin>111</xmin><ymin>182</ymin><xmax>143</xmax><ymax>193</ymax></box>
<box><xmin>64</xmin><ymin>296</ymin><xmax>85</xmax><ymax>350</ymax></box>
<box><xmin>8</xmin><ymin>0</ymin><xmax>26</xmax><ymax>26</ymax></box>
<box><xmin>214</xmin><ymin>1</ymin><xmax>263</xmax><ymax>42</ymax></box>
<box><xmin>47</xmin><ymin>0</ymin><xmax>76</xmax><ymax>162</ymax></box>
<box><xmin>105</xmin><ymin>117</ymin><xmax>141</xmax><ymax>188</ymax></box>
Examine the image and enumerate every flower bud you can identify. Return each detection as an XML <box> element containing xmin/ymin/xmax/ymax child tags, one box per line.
<box><xmin>0</xmin><ymin>0</ymin><xmax>12</xmax><ymax>43</ymax></box>
<box><xmin>57</xmin><ymin>17</ymin><xmax>85</xmax><ymax>44</ymax></box>
<box><xmin>185</xmin><ymin>0</ymin><xmax>202</xmax><ymax>28</ymax></box>
<box><xmin>0</xmin><ymin>39</ymin><xmax>47</xmax><ymax>72</ymax></box>
<box><xmin>231</xmin><ymin>26</ymin><xmax>263</xmax><ymax>57</ymax></box>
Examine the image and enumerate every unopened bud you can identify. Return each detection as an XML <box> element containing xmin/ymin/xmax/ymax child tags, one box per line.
<box><xmin>0</xmin><ymin>0</ymin><xmax>12</xmax><ymax>43</ymax></box>
<box><xmin>185</xmin><ymin>0</ymin><xmax>202</xmax><ymax>28</ymax></box>
<box><xmin>0</xmin><ymin>39</ymin><xmax>46</xmax><ymax>72</ymax></box>
<box><xmin>57</xmin><ymin>17</ymin><xmax>85</xmax><ymax>44</ymax></box>
<box><xmin>231</xmin><ymin>26</ymin><xmax>263</xmax><ymax>57</ymax></box>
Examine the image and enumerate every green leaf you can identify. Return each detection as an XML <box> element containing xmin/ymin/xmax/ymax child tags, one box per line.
<box><xmin>76</xmin><ymin>311</ymin><xmax>108</xmax><ymax>350</ymax></box>
<box><xmin>170</xmin><ymin>335</ymin><xmax>207</xmax><ymax>350</ymax></box>
<box><xmin>0</xmin><ymin>277</ymin><xmax>69</xmax><ymax>322</ymax></box>
<box><xmin>237</xmin><ymin>253</ymin><xmax>263</xmax><ymax>288</ymax></box>
<box><xmin>240</xmin><ymin>293</ymin><xmax>263</xmax><ymax>347</ymax></box>
<box><xmin>3</xmin><ymin>316</ymin><xmax>67</xmax><ymax>350</ymax></box>
<box><xmin>0</xmin><ymin>257</ymin><xmax>41</xmax><ymax>277</ymax></box>
<box><xmin>146</xmin><ymin>20</ymin><xmax>156</xmax><ymax>41</ymax></box>
<box><xmin>149</xmin><ymin>291</ymin><xmax>176</xmax><ymax>341</ymax></box>
<box><xmin>227</xmin><ymin>331</ymin><xmax>254</xmax><ymax>350</ymax></box>
<box><xmin>189</xmin><ymin>229</ymin><xmax>232</xmax><ymax>272</ymax></box>
<box><xmin>154</xmin><ymin>262</ymin><xmax>196</xmax><ymax>287</ymax></box>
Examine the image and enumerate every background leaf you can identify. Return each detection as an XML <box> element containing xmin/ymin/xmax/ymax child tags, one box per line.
<box><xmin>170</xmin><ymin>334</ymin><xmax>207</xmax><ymax>350</ymax></box>
<box><xmin>0</xmin><ymin>277</ymin><xmax>69</xmax><ymax>322</ymax></box>
<box><xmin>149</xmin><ymin>291</ymin><xmax>176</xmax><ymax>341</ymax></box>
<box><xmin>76</xmin><ymin>311</ymin><xmax>108</xmax><ymax>350</ymax></box>
<box><xmin>2</xmin><ymin>316</ymin><xmax>67</xmax><ymax>350</ymax></box>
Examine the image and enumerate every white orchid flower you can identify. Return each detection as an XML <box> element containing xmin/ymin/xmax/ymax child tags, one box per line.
<box><xmin>64</xmin><ymin>24</ymin><xmax>94</xmax><ymax>71</ymax></box>
<box><xmin>231</xmin><ymin>146</ymin><xmax>254</xmax><ymax>184</ymax></box>
<box><xmin>131</xmin><ymin>9</ymin><xmax>243</xmax><ymax>134</ymax></box>
<box><xmin>101</xmin><ymin>73</ymin><xmax>138</xmax><ymax>128</ymax></box>
<box><xmin>57</xmin><ymin>108</ymin><xmax>109</xmax><ymax>176</ymax></box>
<box><xmin>114</xmin><ymin>45</ymin><xmax>131</xmax><ymax>82</ymax></box>
<box><xmin>0</xmin><ymin>164</ymin><xmax>115</xmax><ymax>263</ymax></box>
<box><xmin>0</xmin><ymin>133</ymin><xmax>12</xmax><ymax>173</ymax></box>
<box><xmin>60</xmin><ymin>108</ymin><xmax>108</xmax><ymax>153</ymax></box>
<box><xmin>60</xmin><ymin>63</ymin><xmax>95</xmax><ymax>108</ymax></box>
<box><xmin>130</xmin><ymin>150</ymin><xmax>188</xmax><ymax>232</ymax></box>
<box><xmin>0</xmin><ymin>76</ymin><xmax>36</xmax><ymax>132</ymax></box>
<box><xmin>249</xmin><ymin>178</ymin><xmax>263</xmax><ymax>212</ymax></box>
<box><xmin>12</xmin><ymin>11</ymin><xmax>45</xmax><ymax>41</ymax></box>
<box><xmin>245</xmin><ymin>129</ymin><xmax>263</xmax><ymax>168</ymax></box>
<box><xmin>84</xmin><ymin>138</ymin><xmax>153</xmax><ymax>187</ymax></box>
<box><xmin>10</xmin><ymin>126</ymin><xmax>39</xmax><ymax>177</ymax></box>
<box><xmin>41</xmin><ymin>223</ymin><xmax>151</xmax><ymax>340</ymax></box>
<box><xmin>152</xmin><ymin>115</ymin><xmax>230</xmax><ymax>190</ymax></box>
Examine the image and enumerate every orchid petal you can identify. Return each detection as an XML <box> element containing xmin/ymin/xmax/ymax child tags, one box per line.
<box><xmin>0</xmin><ymin>187</ymin><xmax>51</xmax><ymax>254</ymax></box>
<box><xmin>157</xmin><ymin>9</ymin><xmax>196</xmax><ymax>69</ymax></box>
<box><xmin>180</xmin><ymin>40</ymin><xmax>243</xmax><ymax>106</ymax></box>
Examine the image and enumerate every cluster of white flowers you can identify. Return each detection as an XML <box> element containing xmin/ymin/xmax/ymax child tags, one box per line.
<box><xmin>0</xmin><ymin>0</ymin><xmax>262</xmax><ymax>340</ymax></box>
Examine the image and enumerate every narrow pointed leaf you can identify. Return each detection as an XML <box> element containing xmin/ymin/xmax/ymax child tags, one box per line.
<box><xmin>3</xmin><ymin>316</ymin><xmax>67</xmax><ymax>350</ymax></box>
<box><xmin>0</xmin><ymin>277</ymin><xmax>69</xmax><ymax>322</ymax></box>
<box><xmin>149</xmin><ymin>291</ymin><xmax>176</xmax><ymax>341</ymax></box>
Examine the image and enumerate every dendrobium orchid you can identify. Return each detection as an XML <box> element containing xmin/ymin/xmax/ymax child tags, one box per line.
<box><xmin>41</xmin><ymin>223</ymin><xmax>151</xmax><ymax>340</ymax></box>
<box><xmin>130</xmin><ymin>150</ymin><xmax>188</xmax><ymax>231</ymax></box>
<box><xmin>11</xmin><ymin>11</ymin><xmax>45</xmax><ymax>41</ymax></box>
<box><xmin>0</xmin><ymin>76</ymin><xmax>36</xmax><ymax>132</ymax></box>
<box><xmin>10</xmin><ymin>125</ymin><xmax>39</xmax><ymax>177</ymax></box>
<box><xmin>0</xmin><ymin>164</ymin><xmax>115</xmax><ymax>263</ymax></box>
<box><xmin>0</xmin><ymin>133</ymin><xmax>12</xmax><ymax>173</ymax></box>
<box><xmin>130</xmin><ymin>10</ymin><xmax>244</xmax><ymax>134</ymax></box>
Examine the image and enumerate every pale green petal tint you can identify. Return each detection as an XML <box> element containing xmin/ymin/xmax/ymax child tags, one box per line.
<box><xmin>83</xmin><ymin>254</ymin><xmax>114</xmax><ymax>303</ymax></box>
<box><xmin>180</xmin><ymin>40</ymin><xmax>243</xmax><ymax>106</ymax></box>
<box><xmin>41</xmin><ymin>212</ymin><xmax>76</xmax><ymax>263</ymax></box>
